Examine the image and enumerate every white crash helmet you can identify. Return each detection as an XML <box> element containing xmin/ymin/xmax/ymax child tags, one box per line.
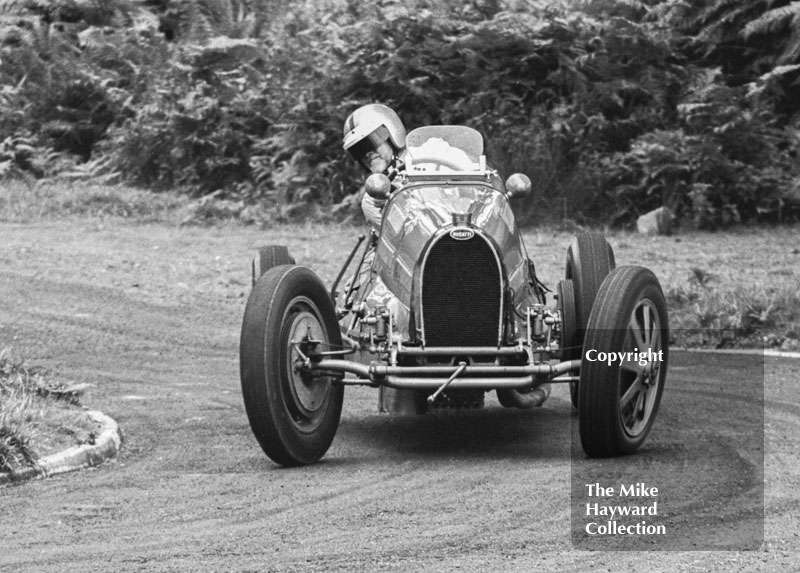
<box><xmin>342</xmin><ymin>103</ymin><xmax>406</xmax><ymax>169</ymax></box>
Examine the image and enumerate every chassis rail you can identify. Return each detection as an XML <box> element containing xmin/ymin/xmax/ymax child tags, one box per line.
<box><xmin>396</xmin><ymin>346</ymin><xmax>527</xmax><ymax>356</ymax></box>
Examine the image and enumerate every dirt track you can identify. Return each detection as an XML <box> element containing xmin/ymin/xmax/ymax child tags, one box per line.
<box><xmin>0</xmin><ymin>220</ymin><xmax>797</xmax><ymax>571</ymax></box>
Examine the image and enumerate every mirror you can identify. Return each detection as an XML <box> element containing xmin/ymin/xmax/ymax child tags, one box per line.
<box><xmin>365</xmin><ymin>173</ymin><xmax>391</xmax><ymax>200</ymax></box>
<box><xmin>505</xmin><ymin>173</ymin><xmax>532</xmax><ymax>199</ymax></box>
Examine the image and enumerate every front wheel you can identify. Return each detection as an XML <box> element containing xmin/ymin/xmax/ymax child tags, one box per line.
<box><xmin>240</xmin><ymin>265</ymin><xmax>344</xmax><ymax>466</ymax></box>
<box><xmin>578</xmin><ymin>266</ymin><xmax>668</xmax><ymax>457</ymax></box>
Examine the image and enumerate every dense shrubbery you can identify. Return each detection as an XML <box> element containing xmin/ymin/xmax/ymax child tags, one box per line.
<box><xmin>590</xmin><ymin>71</ymin><xmax>800</xmax><ymax>227</ymax></box>
<box><xmin>2</xmin><ymin>0</ymin><xmax>800</xmax><ymax>227</ymax></box>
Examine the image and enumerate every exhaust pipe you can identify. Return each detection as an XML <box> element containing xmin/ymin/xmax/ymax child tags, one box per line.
<box><xmin>497</xmin><ymin>384</ymin><xmax>551</xmax><ymax>409</ymax></box>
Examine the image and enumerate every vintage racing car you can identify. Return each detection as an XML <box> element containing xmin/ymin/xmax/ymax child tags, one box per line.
<box><xmin>239</xmin><ymin>125</ymin><xmax>669</xmax><ymax>466</ymax></box>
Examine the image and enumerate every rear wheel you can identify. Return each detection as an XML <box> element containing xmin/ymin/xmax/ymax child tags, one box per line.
<box><xmin>578</xmin><ymin>266</ymin><xmax>668</xmax><ymax>457</ymax></box>
<box><xmin>565</xmin><ymin>234</ymin><xmax>615</xmax><ymax>408</ymax></box>
<box><xmin>240</xmin><ymin>265</ymin><xmax>343</xmax><ymax>466</ymax></box>
<box><xmin>252</xmin><ymin>245</ymin><xmax>295</xmax><ymax>286</ymax></box>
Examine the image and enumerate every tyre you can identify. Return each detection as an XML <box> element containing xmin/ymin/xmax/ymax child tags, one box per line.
<box><xmin>578</xmin><ymin>266</ymin><xmax>669</xmax><ymax>457</ymax></box>
<box><xmin>557</xmin><ymin>278</ymin><xmax>579</xmax><ymax>408</ymax></box>
<box><xmin>240</xmin><ymin>265</ymin><xmax>344</xmax><ymax>466</ymax></box>
<box><xmin>565</xmin><ymin>233</ymin><xmax>615</xmax><ymax>331</ymax></box>
<box><xmin>252</xmin><ymin>246</ymin><xmax>295</xmax><ymax>286</ymax></box>
<box><xmin>565</xmin><ymin>234</ymin><xmax>615</xmax><ymax>408</ymax></box>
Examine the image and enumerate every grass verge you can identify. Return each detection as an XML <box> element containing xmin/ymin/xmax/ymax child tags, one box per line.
<box><xmin>1</xmin><ymin>182</ymin><xmax>797</xmax><ymax>351</ymax></box>
<box><xmin>0</xmin><ymin>349</ymin><xmax>96</xmax><ymax>474</ymax></box>
<box><xmin>607</xmin><ymin>230</ymin><xmax>799</xmax><ymax>349</ymax></box>
<box><xmin>0</xmin><ymin>182</ymin><xmax>795</xmax><ymax>471</ymax></box>
<box><xmin>0</xmin><ymin>180</ymin><xmax>189</xmax><ymax>224</ymax></box>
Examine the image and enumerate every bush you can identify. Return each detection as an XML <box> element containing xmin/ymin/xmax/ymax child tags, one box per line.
<box><xmin>2</xmin><ymin>0</ymin><xmax>799</xmax><ymax>226</ymax></box>
<box><xmin>590</xmin><ymin>69</ymin><xmax>800</xmax><ymax>228</ymax></box>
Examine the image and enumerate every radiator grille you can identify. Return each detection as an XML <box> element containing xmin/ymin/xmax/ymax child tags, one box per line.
<box><xmin>421</xmin><ymin>234</ymin><xmax>502</xmax><ymax>347</ymax></box>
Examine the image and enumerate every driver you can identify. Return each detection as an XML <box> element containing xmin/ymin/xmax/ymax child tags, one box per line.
<box><xmin>342</xmin><ymin>103</ymin><xmax>407</xmax><ymax>230</ymax></box>
<box><xmin>340</xmin><ymin>103</ymin><xmax>408</xmax><ymax>322</ymax></box>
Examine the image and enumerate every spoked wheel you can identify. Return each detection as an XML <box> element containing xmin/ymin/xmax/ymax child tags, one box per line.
<box><xmin>557</xmin><ymin>278</ymin><xmax>579</xmax><ymax>408</ymax></box>
<box><xmin>240</xmin><ymin>265</ymin><xmax>343</xmax><ymax>466</ymax></box>
<box><xmin>565</xmin><ymin>233</ymin><xmax>615</xmax><ymax>408</ymax></box>
<box><xmin>578</xmin><ymin>266</ymin><xmax>669</xmax><ymax>457</ymax></box>
<box><xmin>252</xmin><ymin>245</ymin><xmax>295</xmax><ymax>286</ymax></box>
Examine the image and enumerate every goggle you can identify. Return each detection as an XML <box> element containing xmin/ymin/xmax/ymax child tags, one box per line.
<box><xmin>346</xmin><ymin>125</ymin><xmax>392</xmax><ymax>162</ymax></box>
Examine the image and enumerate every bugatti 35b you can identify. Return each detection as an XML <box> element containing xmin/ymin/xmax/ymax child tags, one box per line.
<box><xmin>240</xmin><ymin>126</ymin><xmax>669</xmax><ymax>467</ymax></box>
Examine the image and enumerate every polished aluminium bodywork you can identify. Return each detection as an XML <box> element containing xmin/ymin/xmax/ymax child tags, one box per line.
<box><xmin>374</xmin><ymin>179</ymin><xmax>538</xmax><ymax>333</ymax></box>
<box><xmin>300</xmin><ymin>126</ymin><xmax>579</xmax><ymax>403</ymax></box>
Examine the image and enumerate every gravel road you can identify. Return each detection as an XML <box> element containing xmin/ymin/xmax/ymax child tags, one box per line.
<box><xmin>0</xmin><ymin>220</ymin><xmax>797</xmax><ymax>571</ymax></box>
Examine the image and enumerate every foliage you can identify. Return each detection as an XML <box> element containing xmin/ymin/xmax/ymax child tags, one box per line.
<box><xmin>593</xmin><ymin>69</ymin><xmax>800</xmax><ymax>227</ymax></box>
<box><xmin>0</xmin><ymin>350</ymin><xmax>47</xmax><ymax>472</ymax></box>
<box><xmin>1</xmin><ymin>0</ymin><xmax>800</xmax><ymax>227</ymax></box>
<box><xmin>0</xmin><ymin>347</ymin><xmax>94</xmax><ymax>473</ymax></box>
<box><xmin>0</xmin><ymin>0</ymin><xmax>157</xmax><ymax>172</ymax></box>
<box><xmin>655</xmin><ymin>0</ymin><xmax>800</xmax><ymax>118</ymax></box>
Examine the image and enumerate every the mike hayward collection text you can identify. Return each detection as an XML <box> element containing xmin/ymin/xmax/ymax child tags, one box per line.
<box><xmin>584</xmin><ymin>482</ymin><xmax>666</xmax><ymax>536</ymax></box>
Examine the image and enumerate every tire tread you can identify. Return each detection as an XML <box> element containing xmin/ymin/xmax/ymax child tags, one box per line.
<box><xmin>578</xmin><ymin>265</ymin><xmax>668</xmax><ymax>457</ymax></box>
<box><xmin>240</xmin><ymin>265</ymin><xmax>343</xmax><ymax>466</ymax></box>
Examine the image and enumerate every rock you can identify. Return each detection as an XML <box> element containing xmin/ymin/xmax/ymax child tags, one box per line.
<box><xmin>637</xmin><ymin>206</ymin><xmax>674</xmax><ymax>236</ymax></box>
<box><xmin>780</xmin><ymin>338</ymin><xmax>800</xmax><ymax>352</ymax></box>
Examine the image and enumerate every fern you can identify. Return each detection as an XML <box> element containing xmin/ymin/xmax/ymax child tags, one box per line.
<box><xmin>743</xmin><ymin>2</ymin><xmax>800</xmax><ymax>38</ymax></box>
<box><xmin>161</xmin><ymin>0</ymin><xmax>277</xmax><ymax>41</ymax></box>
<box><xmin>784</xmin><ymin>27</ymin><xmax>800</xmax><ymax>62</ymax></box>
<box><xmin>743</xmin><ymin>1</ymin><xmax>800</xmax><ymax>64</ymax></box>
<box><xmin>0</xmin><ymin>0</ymin><xmax>29</xmax><ymax>17</ymax></box>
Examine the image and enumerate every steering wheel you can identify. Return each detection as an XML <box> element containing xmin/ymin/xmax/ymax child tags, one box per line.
<box><xmin>408</xmin><ymin>155</ymin><xmax>472</xmax><ymax>172</ymax></box>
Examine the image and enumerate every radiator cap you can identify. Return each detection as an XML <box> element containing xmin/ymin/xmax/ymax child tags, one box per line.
<box><xmin>451</xmin><ymin>212</ymin><xmax>472</xmax><ymax>226</ymax></box>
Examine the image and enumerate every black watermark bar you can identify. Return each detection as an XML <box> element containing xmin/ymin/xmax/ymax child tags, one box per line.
<box><xmin>571</xmin><ymin>329</ymin><xmax>764</xmax><ymax>550</ymax></box>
